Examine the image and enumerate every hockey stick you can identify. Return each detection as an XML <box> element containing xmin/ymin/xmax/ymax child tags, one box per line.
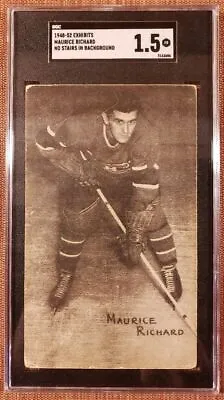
<box><xmin>96</xmin><ymin>187</ymin><xmax>197</xmax><ymax>337</ymax></box>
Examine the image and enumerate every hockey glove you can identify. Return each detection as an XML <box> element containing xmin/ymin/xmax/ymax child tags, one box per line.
<box><xmin>39</xmin><ymin>146</ymin><xmax>99</xmax><ymax>186</ymax></box>
<box><xmin>80</xmin><ymin>159</ymin><xmax>99</xmax><ymax>187</ymax></box>
<box><xmin>124</xmin><ymin>207</ymin><xmax>156</xmax><ymax>265</ymax></box>
<box><xmin>41</xmin><ymin>147</ymin><xmax>82</xmax><ymax>179</ymax></box>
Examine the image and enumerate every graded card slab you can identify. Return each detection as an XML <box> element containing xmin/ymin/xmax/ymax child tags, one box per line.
<box><xmin>7</xmin><ymin>7</ymin><xmax>218</xmax><ymax>390</ymax></box>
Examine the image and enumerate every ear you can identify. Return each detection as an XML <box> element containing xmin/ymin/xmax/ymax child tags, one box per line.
<box><xmin>101</xmin><ymin>112</ymin><xmax>109</xmax><ymax>125</ymax></box>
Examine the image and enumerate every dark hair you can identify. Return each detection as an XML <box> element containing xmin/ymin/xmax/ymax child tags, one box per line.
<box><xmin>105</xmin><ymin>90</ymin><xmax>141</xmax><ymax>114</ymax></box>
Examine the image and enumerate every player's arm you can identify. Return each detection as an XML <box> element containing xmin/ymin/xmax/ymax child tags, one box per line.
<box><xmin>130</xmin><ymin>160</ymin><xmax>160</xmax><ymax>210</ymax></box>
<box><xmin>36</xmin><ymin>125</ymin><xmax>66</xmax><ymax>154</ymax></box>
<box><xmin>35</xmin><ymin>123</ymin><xmax>98</xmax><ymax>185</ymax></box>
<box><xmin>35</xmin><ymin>124</ymin><xmax>80</xmax><ymax>176</ymax></box>
<box><xmin>124</xmin><ymin>150</ymin><xmax>160</xmax><ymax>265</ymax></box>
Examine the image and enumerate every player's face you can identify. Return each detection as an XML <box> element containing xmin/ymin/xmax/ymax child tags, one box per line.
<box><xmin>107</xmin><ymin>110</ymin><xmax>138</xmax><ymax>144</ymax></box>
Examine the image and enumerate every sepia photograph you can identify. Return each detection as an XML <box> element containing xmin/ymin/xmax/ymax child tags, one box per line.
<box><xmin>24</xmin><ymin>84</ymin><xmax>197</xmax><ymax>370</ymax></box>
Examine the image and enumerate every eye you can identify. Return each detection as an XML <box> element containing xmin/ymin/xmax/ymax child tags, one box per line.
<box><xmin>129</xmin><ymin>120</ymin><xmax>136</xmax><ymax>125</ymax></box>
<box><xmin>114</xmin><ymin>119</ymin><xmax>124</xmax><ymax>125</ymax></box>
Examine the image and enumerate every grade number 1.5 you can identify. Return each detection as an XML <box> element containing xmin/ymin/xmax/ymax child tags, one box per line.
<box><xmin>134</xmin><ymin>33</ymin><xmax>162</xmax><ymax>53</ymax></box>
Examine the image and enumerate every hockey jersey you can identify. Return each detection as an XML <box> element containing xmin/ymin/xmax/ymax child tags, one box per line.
<box><xmin>36</xmin><ymin>111</ymin><xmax>160</xmax><ymax>211</ymax></box>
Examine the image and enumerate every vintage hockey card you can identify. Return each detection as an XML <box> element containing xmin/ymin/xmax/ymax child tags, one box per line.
<box><xmin>24</xmin><ymin>83</ymin><xmax>197</xmax><ymax>370</ymax></box>
<box><xmin>7</xmin><ymin>7</ymin><xmax>218</xmax><ymax>390</ymax></box>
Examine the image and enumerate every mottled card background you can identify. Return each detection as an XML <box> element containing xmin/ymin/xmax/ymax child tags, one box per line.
<box><xmin>0</xmin><ymin>0</ymin><xmax>222</xmax><ymax>396</ymax></box>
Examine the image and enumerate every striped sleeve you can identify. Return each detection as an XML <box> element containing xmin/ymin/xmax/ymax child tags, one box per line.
<box><xmin>35</xmin><ymin>125</ymin><xmax>68</xmax><ymax>156</ymax></box>
<box><xmin>130</xmin><ymin>145</ymin><xmax>160</xmax><ymax>210</ymax></box>
<box><xmin>35</xmin><ymin>122</ymin><xmax>96</xmax><ymax>179</ymax></box>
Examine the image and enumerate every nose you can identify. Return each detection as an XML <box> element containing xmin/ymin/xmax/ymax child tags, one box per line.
<box><xmin>123</xmin><ymin>123</ymin><xmax>129</xmax><ymax>134</ymax></box>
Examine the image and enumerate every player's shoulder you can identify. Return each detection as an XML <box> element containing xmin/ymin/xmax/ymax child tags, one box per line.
<box><xmin>56</xmin><ymin>111</ymin><xmax>102</xmax><ymax>146</ymax></box>
<box><xmin>130</xmin><ymin>114</ymin><xmax>159</xmax><ymax>164</ymax></box>
<box><xmin>59</xmin><ymin>112</ymin><xmax>101</xmax><ymax>132</ymax></box>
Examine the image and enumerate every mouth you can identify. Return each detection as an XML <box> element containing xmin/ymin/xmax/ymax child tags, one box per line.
<box><xmin>121</xmin><ymin>135</ymin><xmax>131</xmax><ymax>141</ymax></box>
<box><xmin>120</xmin><ymin>133</ymin><xmax>131</xmax><ymax>139</ymax></box>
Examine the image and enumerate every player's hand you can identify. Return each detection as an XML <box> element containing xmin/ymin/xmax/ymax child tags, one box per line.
<box><xmin>123</xmin><ymin>209</ymin><xmax>154</xmax><ymax>265</ymax></box>
<box><xmin>46</xmin><ymin>148</ymin><xmax>82</xmax><ymax>179</ymax></box>
<box><xmin>127</xmin><ymin>239</ymin><xmax>144</xmax><ymax>265</ymax></box>
<box><xmin>126</xmin><ymin>232</ymin><xmax>145</xmax><ymax>265</ymax></box>
<box><xmin>118</xmin><ymin>233</ymin><xmax>145</xmax><ymax>266</ymax></box>
<box><xmin>80</xmin><ymin>159</ymin><xmax>100</xmax><ymax>187</ymax></box>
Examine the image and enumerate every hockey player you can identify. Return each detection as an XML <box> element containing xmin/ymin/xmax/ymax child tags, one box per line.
<box><xmin>36</xmin><ymin>91</ymin><xmax>182</xmax><ymax>311</ymax></box>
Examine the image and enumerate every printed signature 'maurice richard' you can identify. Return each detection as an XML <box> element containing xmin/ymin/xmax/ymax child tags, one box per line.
<box><xmin>106</xmin><ymin>312</ymin><xmax>184</xmax><ymax>336</ymax></box>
